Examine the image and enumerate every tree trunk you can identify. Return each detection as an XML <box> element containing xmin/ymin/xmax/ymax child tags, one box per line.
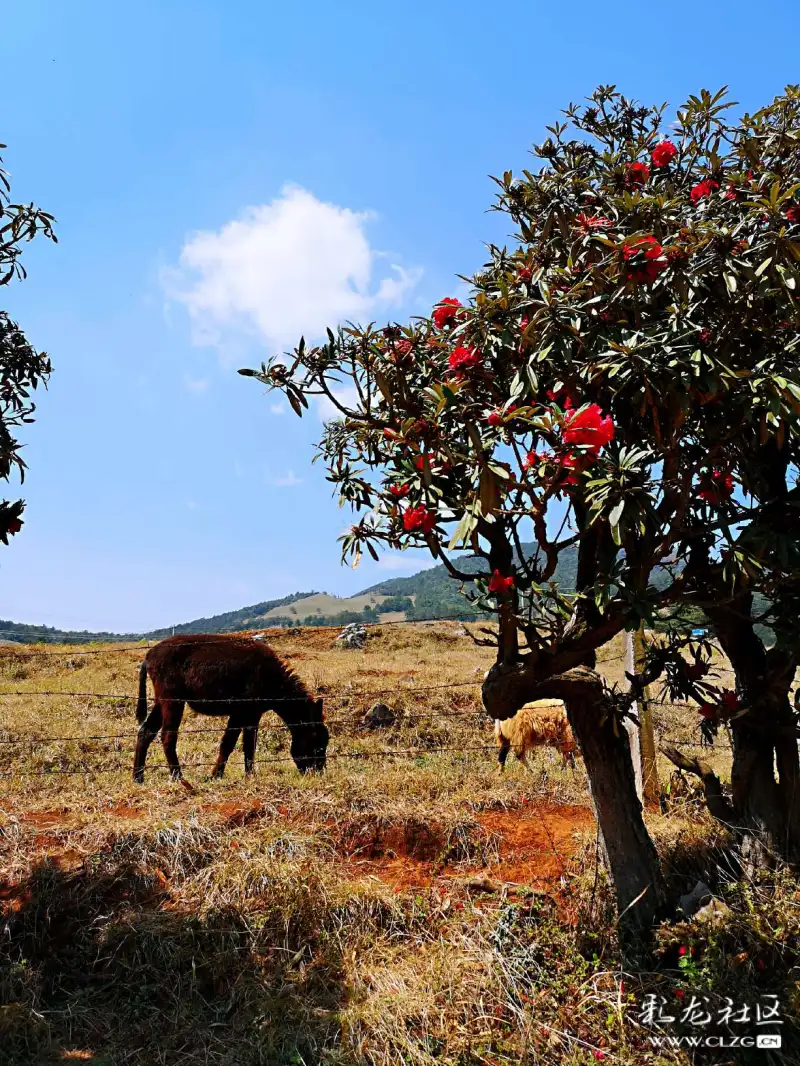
<box><xmin>567</xmin><ymin>686</ymin><xmax>670</xmax><ymax>931</ymax></box>
<box><xmin>729</xmin><ymin>714</ymin><xmax>785</xmax><ymax>874</ymax></box>
<box><xmin>483</xmin><ymin>662</ymin><xmax>670</xmax><ymax>935</ymax></box>
<box><xmin>706</xmin><ymin>602</ymin><xmax>800</xmax><ymax>868</ymax></box>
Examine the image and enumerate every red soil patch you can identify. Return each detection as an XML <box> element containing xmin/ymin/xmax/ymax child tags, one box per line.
<box><xmin>203</xmin><ymin>799</ymin><xmax>268</xmax><ymax>827</ymax></box>
<box><xmin>19</xmin><ymin>808</ymin><xmax>69</xmax><ymax>829</ymax></box>
<box><xmin>477</xmin><ymin>804</ymin><xmax>594</xmax><ymax>884</ymax></box>
<box><xmin>104</xmin><ymin>801</ymin><xmax>143</xmax><ymax>819</ymax></box>
<box><xmin>338</xmin><ymin>803</ymin><xmax>595</xmax><ymax>893</ymax></box>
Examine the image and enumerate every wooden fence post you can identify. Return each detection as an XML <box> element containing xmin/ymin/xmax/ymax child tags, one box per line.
<box><xmin>622</xmin><ymin>631</ymin><xmax>643</xmax><ymax>804</ymax></box>
<box><xmin>634</xmin><ymin>625</ymin><xmax>660</xmax><ymax>810</ymax></box>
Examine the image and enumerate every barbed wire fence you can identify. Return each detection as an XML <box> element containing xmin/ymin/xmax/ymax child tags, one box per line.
<box><xmin>0</xmin><ymin>618</ymin><xmax>729</xmax><ymax>785</ymax></box>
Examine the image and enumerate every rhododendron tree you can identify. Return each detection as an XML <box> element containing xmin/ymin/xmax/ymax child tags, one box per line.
<box><xmin>0</xmin><ymin>145</ymin><xmax>56</xmax><ymax>545</ymax></box>
<box><xmin>243</xmin><ymin>86</ymin><xmax>800</xmax><ymax>925</ymax></box>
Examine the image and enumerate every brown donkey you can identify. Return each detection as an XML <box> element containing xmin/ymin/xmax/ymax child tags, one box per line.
<box><xmin>133</xmin><ymin>634</ymin><xmax>328</xmax><ymax>784</ymax></box>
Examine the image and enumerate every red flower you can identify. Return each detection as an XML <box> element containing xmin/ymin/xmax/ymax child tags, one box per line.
<box><xmin>448</xmin><ymin>346</ymin><xmax>482</xmax><ymax>374</ymax></box>
<box><xmin>547</xmin><ymin>386</ymin><xmax>575</xmax><ymax>408</ymax></box>
<box><xmin>678</xmin><ymin>945</ymin><xmax>688</xmax><ymax>957</ymax></box>
<box><xmin>622</xmin><ymin>236</ymin><xmax>667</xmax><ymax>285</ymax></box>
<box><xmin>691</xmin><ymin>178</ymin><xmax>720</xmax><ymax>205</ymax></box>
<box><xmin>698</xmin><ymin>328</ymin><xmax>712</xmax><ymax>345</ymax></box>
<box><xmin>699</xmin><ymin>469</ymin><xmax>734</xmax><ymax>504</ymax></box>
<box><xmin>575</xmin><ymin>213</ymin><xmax>612</xmax><ymax>231</ymax></box>
<box><xmin>432</xmin><ymin>298</ymin><xmax>462</xmax><ymax>329</ymax></box>
<box><xmin>651</xmin><ymin>140</ymin><xmax>678</xmax><ymax>168</ymax></box>
<box><xmin>389</xmin><ymin>483</ymin><xmax>410</xmax><ymax>498</ymax></box>
<box><xmin>563</xmin><ymin>404</ymin><xmax>615</xmax><ymax>452</ymax></box>
<box><xmin>560</xmin><ymin>451</ymin><xmax>589</xmax><ymax>485</ymax></box>
<box><xmin>725</xmin><ymin>183</ymin><xmax>739</xmax><ymax>202</ymax></box>
<box><xmin>698</xmin><ymin>704</ymin><xmax>716</xmax><ymax>720</ymax></box>
<box><xmin>675</xmin><ymin>988</ymin><xmax>685</xmax><ymax>1000</ymax></box>
<box><xmin>592</xmin><ymin>1052</ymin><xmax>607</xmax><ymax>1062</ymax></box>
<box><xmin>392</xmin><ymin>339</ymin><xmax>413</xmax><ymax>358</ymax></box>
<box><xmin>402</xmin><ymin>505</ymin><xmax>437</xmax><ymax>534</ymax></box>
<box><xmin>523</xmin><ymin>449</ymin><xmax>551</xmax><ymax>470</ymax></box>
<box><xmin>517</xmin><ymin>265</ymin><xmax>533</xmax><ymax>281</ymax></box>
<box><xmin>488</xmin><ymin>570</ymin><xmax>515</xmax><ymax>594</ymax></box>
<box><xmin>786</xmin><ymin>205</ymin><xmax>800</xmax><ymax>224</ymax></box>
<box><xmin>487</xmin><ymin>411</ymin><xmax>504</xmax><ymax>428</ymax></box>
<box><xmin>6</xmin><ymin>518</ymin><xmax>22</xmax><ymax>535</ymax></box>
<box><xmin>720</xmin><ymin>690</ymin><xmax>740</xmax><ymax>715</ymax></box>
<box><xmin>625</xmin><ymin>161</ymin><xmax>650</xmax><ymax>187</ymax></box>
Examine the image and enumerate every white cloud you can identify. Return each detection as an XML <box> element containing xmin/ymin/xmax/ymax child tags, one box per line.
<box><xmin>184</xmin><ymin>376</ymin><xmax>209</xmax><ymax>394</ymax></box>
<box><xmin>269</xmin><ymin>401</ymin><xmax>287</xmax><ymax>415</ymax></box>
<box><xmin>266</xmin><ymin>470</ymin><xmax>303</xmax><ymax>488</ymax></box>
<box><xmin>315</xmin><ymin>384</ymin><xmax>362</xmax><ymax>422</ymax></box>
<box><xmin>163</xmin><ymin>185</ymin><xmax>422</xmax><ymax>365</ymax></box>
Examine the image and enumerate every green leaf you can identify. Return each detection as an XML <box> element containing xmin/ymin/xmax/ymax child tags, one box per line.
<box><xmin>479</xmin><ymin>467</ymin><xmax>501</xmax><ymax>515</ymax></box>
<box><xmin>754</xmin><ymin>257</ymin><xmax>772</xmax><ymax>277</ymax></box>
<box><xmin>374</xmin><ymin>370</ymin><xmax>393</xmax><ymax>403</ymax></box>
<box><xmin>448</xmin><ymin>509</ymin><xmax>477</xmax><ymax>550</ymax></box>
<box><xmin>725</xmin><ymin>273</ymin><xmax>738</xmax><ymax>293</ymax></box>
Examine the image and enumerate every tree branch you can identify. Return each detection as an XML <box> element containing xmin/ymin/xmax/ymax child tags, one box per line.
<box><xmin>661</xmin><ymin>745</ymin><xmax>738</xmax><ymax>826</ymax></box>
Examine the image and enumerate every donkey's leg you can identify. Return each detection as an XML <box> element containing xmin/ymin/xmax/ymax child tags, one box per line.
<box><xmin>242</xmin><ymin>717</ymin><xmax>260</xmax><ymax>777</ymax></box>
<box><xmin>160</xmin><ymin>699</ymin><xmax>186</xmax><ymax>780</ymax></box>
<box><xmin>133</xmin><ymin>703</ymin><xmax>164</xmax><ymax>783</ymax></box>
<box><xmin>496</xmin><ymin>735</ymin><xmax>512</xmax><ymax>773</ymax></box>
<box><xmin>211</xmin><ymin>715</ymin><xmax>242</xmax><ymax>779</ymax></box>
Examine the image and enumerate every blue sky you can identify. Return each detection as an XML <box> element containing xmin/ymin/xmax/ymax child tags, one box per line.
<box><xmin>2</xmin><ymin>0</ymin><xmax>798</xmax><ymax>632</ymax></box>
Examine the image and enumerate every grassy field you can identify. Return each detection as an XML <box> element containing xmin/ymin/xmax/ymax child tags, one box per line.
<box><xmin>0</xmin><ymin>623</ymin><xmax>797</xmax><ymax>1065</ymax></box>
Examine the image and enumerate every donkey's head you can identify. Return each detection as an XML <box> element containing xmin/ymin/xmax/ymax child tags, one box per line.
<box><xmin>288</xmin><ymin>698</ymin><xmax>329</xmax><ymax>773</ymax></box>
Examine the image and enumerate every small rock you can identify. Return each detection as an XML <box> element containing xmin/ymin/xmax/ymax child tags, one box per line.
<box><xmin>363</xmin><ymin>702</ymin><xmax>396</xmax><ymax>729</ymax></box>
<box><xmin>679</xmin><ymin>879</ymin><xmax>713</xmax><ymax>917</ymax></box>
<box><xmin>251</xmin><ymin>634</ymin><xmax>265</xmax><ymax>642</ymax></box>
<box><xmin>335</xmin><ymin>623</ymin><xmax>368</xmax><ymax>649</ymax></box>
<box><xmin>453</xmin><ymin>627</ymin><xmax>468</xmax><ymax>637</ymax></box>
<box><xmin>288</xmin><ymin>627</ymin><xmax>301</xmax><ymax>636</ymax></box>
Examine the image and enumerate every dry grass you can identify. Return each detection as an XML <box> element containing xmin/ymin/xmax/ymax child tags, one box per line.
<box><xmin>1</xmin><ymin>623</ymin><xmax>797</xmax><ymax>1065</ymax></box>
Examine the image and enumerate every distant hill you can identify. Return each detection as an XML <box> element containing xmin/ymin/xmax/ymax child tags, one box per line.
<box><xmin>360</xmin><ymin>543</ymin><xmax>579</xmax><ymax>622</ymax></box>
<box><xmin>0</xmin><ymin>546</ymin><xmax>578</xmax><ymax>643</ymax></box>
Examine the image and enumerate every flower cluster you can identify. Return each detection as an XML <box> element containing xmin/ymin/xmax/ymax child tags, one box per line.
<box><xmin>523</xmin><ymin>403</ymin><xmax>615</xmax><ymax>487</ymax></box>
<box><xmin>488</xmin><ymin>570</ymin><xmax>514</xmax><ymax>594</ymax></box>
<box><xmin>691</xmin><ymin>178</ymin><xmax>719</xmax><ymax>205</ymax></box>
<box><xmin>699</xmin><ymin>469</ymin><xmax>734</xmax><ymax>505</ymax></box>
<box><xmin>699</xmin><ymin>690</ymin><xmax>740</xmax><ymax>720</ymax></box>
<box><xmin>432</xmin><ymin>297</ymin><xmax>462</xmax><ymax>329</ymax></box>
<box><xmin>448</xmin><ymin>346</ymin><xmax>482</xmax><ymax>374</ymax></box>
<box><xmin>651</xmin><ymin>140</ymin><xmax>677</xmax><ymax>168</ymax></box>
<box><xmin>622</xmin><ymin>236</ymin><xmax>668</xmax><ymax>285</ymax></box>
<box><xmin>625</xmin><ymin>161</ymin><xmax>650</xmax><ymax>187</ymax></box>
<box><xmin>402</xmin><ymin>505</ymin><xmax>437</xmax><ymax>534</ymax></box>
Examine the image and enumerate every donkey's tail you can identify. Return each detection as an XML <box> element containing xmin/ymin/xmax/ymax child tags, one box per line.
<box><xmin>136</xmin><ymin>660</ymin><xmax>149</xmax><ymax>725</ymax></box>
